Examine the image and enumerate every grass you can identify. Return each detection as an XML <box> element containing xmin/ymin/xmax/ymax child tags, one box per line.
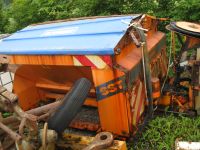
<box><xmin>129</xmin><ymin>114</ymin><xmax>200</xmax><ymax>150</ymax></box>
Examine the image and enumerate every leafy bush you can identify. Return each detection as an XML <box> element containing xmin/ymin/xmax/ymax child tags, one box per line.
<box><xmin>0</xmin><ymin>0</ymin><xmax>3</xmax><ymax>33</ymax></box>
<box><xmin>172</xmin><ymin>0</ymin><xmax>200</xmax><ymax>21</ymax></box>
<box><xmin>0</xmin><ymin>0</ymin><xmax>199</xmax><ymax>33</ymax></box>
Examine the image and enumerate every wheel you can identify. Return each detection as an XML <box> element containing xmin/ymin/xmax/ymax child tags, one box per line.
<box><xmin>48</xmin><ymin>78</ymin><xmax>92</xmax><ymax>133</ymax></box>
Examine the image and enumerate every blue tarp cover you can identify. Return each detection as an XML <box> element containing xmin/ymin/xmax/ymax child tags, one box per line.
<box><xmin>0</xmin><ymin>15</ymin><xmax>140</xmax><ymax>55</ymax></box>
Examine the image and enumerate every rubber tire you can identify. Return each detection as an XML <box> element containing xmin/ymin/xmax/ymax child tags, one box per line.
<box><xmin>48</xmin><ymin>78</ymin><xmax>92</xmax><ymax>133</ymax></box>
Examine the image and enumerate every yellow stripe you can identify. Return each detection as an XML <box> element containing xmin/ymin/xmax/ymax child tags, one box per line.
<box><xmin>132</xmin><ymin>81</ymin><xmax>142</xmax><ymax>126</ymax></box>
<box><xmin>130</xmin><ymin>86</ymin><xmax>136</xmax><ymax>108</ymax></box>
<box><xmin>73</xmin><ymin>57</ymin><xmax>83</xmax><ymax>66</ymax></box>
<box><xmin>140</xmin><ymin>95</ymin><xmax>145</xmax><ymax>116</ymax></box>
<box><xmin>85</xmin><ymin>55</ymin><xmax>107</xmax><ymax>69</ymax></box>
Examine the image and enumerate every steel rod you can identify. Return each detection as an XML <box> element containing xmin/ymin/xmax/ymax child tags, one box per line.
<box><xmin>26</xmin><ymin>101</ymin><xmax>61</xmax><ymax>115</ymax></box>
<box><xmin>0</xmin><ymin>122</ymin><xmax>21</xmax><ymax>141</ymax></box>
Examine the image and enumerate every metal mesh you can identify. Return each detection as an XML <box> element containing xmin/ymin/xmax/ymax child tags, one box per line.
<box><xmin>0</xmin><ymin>72</ymin><xmax>14</xmax><ymax>92</ymax></box>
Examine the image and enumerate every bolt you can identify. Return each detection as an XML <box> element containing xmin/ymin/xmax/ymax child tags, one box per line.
<box><xmin>115</xmin><ymin>48</ymin><xmax>121</xmax><ymax>54</ymax></box>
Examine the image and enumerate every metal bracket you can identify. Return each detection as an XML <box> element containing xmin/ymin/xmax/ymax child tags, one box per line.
<box><xmin>83</xmin><ymin>132</ymin><xmax>113</xmax><ymax>150</ymax></box>
<box><xmin>129</xmin><ymin>32</ymin><xmax>141</xmax><ymax>47</ymax></box>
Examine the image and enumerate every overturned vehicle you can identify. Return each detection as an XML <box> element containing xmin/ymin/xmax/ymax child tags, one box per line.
<box><xmin>0</xmin><ymin>14</ymin><xmax>199</xmax><ymax>149</ymax></box>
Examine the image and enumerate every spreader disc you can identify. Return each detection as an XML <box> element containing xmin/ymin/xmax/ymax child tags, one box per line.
<box><xmin>176</xmin><ymin>22</ymin><xmax>200</xmax><ymax>33</ymax></box>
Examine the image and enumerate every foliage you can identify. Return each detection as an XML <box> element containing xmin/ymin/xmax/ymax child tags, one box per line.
<box><xmin>172</xmin><ymin>0</ymin><xmax>200</xmax><ymax>21</ymax></box>
<box><xmin>0</xmin><ymin>0</ymin><xmax>199</xmax><ymax>33</ymax></box>
<box><xmin>2</xmin><ymin>112</ymin><xmax>12</xmax><ymax>118</ymax></box>
<box><xmin>130</xmin><ymin>115</ymin><xmax>200</xmax><ymax>150</ymax></box>
<box><xmin>0</xmin><ymin>0</ymin><xmax>3</xmax><ymax>33</ymax></box>
<box><xmin>3</xmin><ymin>0</ymin><xmax>39</xmax><ymax>32</ymax></box>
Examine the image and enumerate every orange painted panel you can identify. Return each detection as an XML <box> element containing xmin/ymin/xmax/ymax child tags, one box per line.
<box><xmin>10</xmin><ymin>55</ymin><xmax>74</xmax><ymax>65</ymax></box>
<box><xmin>14</xmin><ymin>73</ymin><xmax>40</xmax><ymax>110</ymax></box>
<box><xmin>92</xmin><ymin>68</ymin><xmax>130</xmax><ymax>136</ymax></box>
<box><xmin>115</xmin><ymin>32</ymin><xmax>165</xmax><ymax>70</ymax></box>
<box><xmin>13</xmin><ymin>65</ymin><xmax>94</xmax><ymax>110</ymax></box>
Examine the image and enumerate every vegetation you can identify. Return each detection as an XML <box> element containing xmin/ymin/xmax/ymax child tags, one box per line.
<box><xmin>131</xmin><ymin>115</ymin><xmax>200</xmax><ymax>150</ymax></box>
<box><xmin>0</xmin><ymin>0</ymin><xmax>199</xmax><ymax>33</ymax></box>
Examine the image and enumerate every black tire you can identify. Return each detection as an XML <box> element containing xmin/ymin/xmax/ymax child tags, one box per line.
<box><xmin>48</xmin><ymin>78</ymin><xmax>92</xmax><ymax>133</ymax></box>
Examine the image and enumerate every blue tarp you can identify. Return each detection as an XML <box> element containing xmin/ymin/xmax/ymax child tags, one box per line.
<box><xmin>0</xmin><ymin>15</ymin><xmax>140</xmax><ymax>55</ymax></box>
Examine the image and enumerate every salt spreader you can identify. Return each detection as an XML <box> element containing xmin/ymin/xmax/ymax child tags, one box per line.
<box><xmin>0</xmin><ymin>14</ymin><xmax>199</xmax><ymax>149</ymax></box>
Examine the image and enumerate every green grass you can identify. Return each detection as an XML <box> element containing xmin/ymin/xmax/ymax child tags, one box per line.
<box><xmin>129</xmin><ymin>115</ymin><xmax>200</xmax><ymax>150</ymax></box>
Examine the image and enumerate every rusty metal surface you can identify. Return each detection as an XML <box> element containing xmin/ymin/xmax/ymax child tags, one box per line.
<box><xmin>67</xmin><ymin>107</ymin><xmax>100</xmax><ymax>131</ymax></box>
<box><xmin>19</xmin><ymin>117</ymin><xmax>26</xmax><ymax>135</ymax></box>
<box><xmin>2</xmin><ymin>136</ymin><xmax>15</xmax><ymax>150</ymax></box>
<box><xmin>0</xmin><ymin>55</ymin><xmax>9</xmax><ymax>72</ymax></box>
<box><xmin>26</xmin><ymin>101</ymin><xmax>61</xmax><ymax>116</ymax></box>
<box><xmin>15</xmin><ymin>140</ymin><xmax>34</xmax><ymax>150</ymax></box>
<box><xmin>0</xmin><ymin>121</ymin><xmax>22</xmax><ymax>141</ymax></box>
<box><xmin>0</xmin><ymin>84</ymin><xmax>58</xmax><ymax>149</ymax></box>
<box><xmin>0</xmin><ymin>85</ymin><xmax>18</xmax><ymax>105</ymax></box>
<box><xmin>70</xmin><ymin>107</ymin><xmax>100</xmax><ymax>131</ymax></box>
<box><xmin>42</xmin><ymin>123</ymin><xmax>48</xmax><ymax>150</ymax></box>
<box><xmin>83</xmin><ymin>132</ymin><xmax>114</xmax><ymax>150</ymax></box>
<box><xmin>0</xmin><ymin>85</ymin><xmax>39</xmax><ymax>146</ymax></box>
<box><xmin>1</xmin><ymin>90</ymin><xmax>18</xmax><ymax>103</ymax></box>
<box><xmin>39</xmin><ymin>123</ymin><xmax>57</xmax><ymax>145</ymax></box>
<box><xmin>0</xmin><ymin>55</ymin><xmax>9</xmax><ymax>64</ymax></box>
<box><xmin>151</xmin><ymin>77</ymin><xmax>161</xmax><ymax>99</ymax></box>
<box><xmin>58</xmin><ymin>131</ymin><xmax>127</xmax><ymax>150</ymax></box>
<box><xmin>0</xmin><ymin>141</ymin><xmax>2</xmax><ymax>150</ymax></box>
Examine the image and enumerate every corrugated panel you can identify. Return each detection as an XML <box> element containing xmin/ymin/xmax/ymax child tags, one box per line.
<box><xmin>0</xmin><ymin>15</ymin><xmax>140</xmax><ymax>55</ymax></box>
